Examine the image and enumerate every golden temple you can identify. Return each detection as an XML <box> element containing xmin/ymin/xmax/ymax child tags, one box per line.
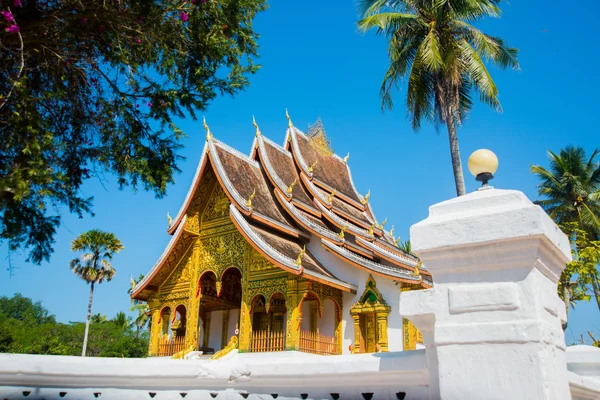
<box><xmin>130</xmin><ymin>115</ymin><xmax>429</xmax><ymax>357</ymax></box>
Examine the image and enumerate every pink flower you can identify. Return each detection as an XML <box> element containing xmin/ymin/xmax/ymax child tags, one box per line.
<box><xmin>13</xmin><ymin>0</ymin><xmax>22</xmax><ymax>7</ymax></box>
<box><xmin>180</xmin><ymin>11</ymin><xmax>188</xmax><ymax>22</ymax></box>
<box><xmin>1</xmin><ymin>11</ymin><xmax>14</xmax><ymax>23</ymax></box>
<box><xmin>147</xmin><ymin>102</ymin><xmax>152</xmax><ymax>107</ymax></box>
<box><xmin>6</xmin><ymin>24</ymin><xmax>19</xmax><ymax>33</ymax></box>
<box><xmin>136</xmin><ymin>38</ymin><xmax>141</xmax><ymax>43</ymax></box>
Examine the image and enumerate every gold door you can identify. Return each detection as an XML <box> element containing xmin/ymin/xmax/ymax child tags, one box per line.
<box><xmin>360</xmin><ymin>313</ymin><xmax>378</xmax><ymax>353</ymax></box>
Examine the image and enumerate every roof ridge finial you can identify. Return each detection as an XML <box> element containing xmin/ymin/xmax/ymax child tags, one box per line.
<box><xmin>379</xmin><ymin>217</ymin><xmax>387</xmax><ymax>230</ymax></box>
<box><xmin>327</xmin><ymin>189</ymin><xmax>337</xmax><ymax>204</ymax></box>
<box><xmin>245</xmin><ymin>188</ymin><xmax>256</xmax><ymax>208</ymax></box>
<box><xmin>361</xmin><ymin>189</ymin><xmax>371</xmax><ymax>205</ymax></box>
<box><xmin>167</xmin><ymin>212</ymin><xmax>173</xmax><ymax>228</ymax></box>
<box><xmin>286</xmin><ymin>108</ymin><xmax>293</xmax><ymax>128</ymax></box>
<box><xmin>203</xmin><ymin>117</ymin><xmax>213</xmax><ymax>141</ymax></box>
<box><xmin>413</xmin><ymin>260</ymin><xmax>422</xmax><ymax>277</ymax></box>
<box><xmin>308</xmin><ymin>160</ymin><xmax>318</xmax><ymax>174</ymax></box>
<box><xmin>252</xmin><ymin>115</ymin><xmax>261</xmax><ymax>136</ymax></box>
<box><xmin>339</xmin><ymin>222</ymin><xmax>349</xmax><ymax>240</ymax></box>
<box><xmin>368</xmin><ymin>222</ymin><xmax>376</xmax><ymax>236</ymax></box>
<box><xmin>343</xmin><ymin>152</ymin><xmax>350</xmax><ymax>163</ymax></box>
<box><xmin>295</xmin><ymin>245</ymin><xmax>306</xmax><ymax>266</ymax></box>
<box><xmin>389</xmin><ymin>225</ymin><xmax>395</xmax><ymax>238</ymax></box>
<box><xmin>395</xmin><ymin>236</ymin><xmax>402</xmax><ymax>246</ymax></box>
<box><xmin>286</xmin><ymin>177</ymin><xmax>298</xmax><ymax>194</ymax></box>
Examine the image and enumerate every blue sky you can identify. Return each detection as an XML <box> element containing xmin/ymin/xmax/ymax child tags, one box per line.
<box><xmin>1</xmin><ymin>0</ymin><xmax>598</xmax><ymax>344</ymax></box>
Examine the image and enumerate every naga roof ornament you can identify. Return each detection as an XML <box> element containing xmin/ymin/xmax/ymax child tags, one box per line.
<box><xmin>203</xmin><ymin>117</ymin><xmax>213</xmax><ymax>141</ymax></box>
<box><xmin>361</xmin><ymin>190</ymin><xmax>371</xmax><ymax>205</ymax></box>
<box><xmin>286</xmin><ymin>108</ymin><xmax>293</xmax><ymax>128</ymax></box>
<box><xmin>252</xmin><ymin>115</ymin><xmax>261</xmax><ymax>137</ymax></box>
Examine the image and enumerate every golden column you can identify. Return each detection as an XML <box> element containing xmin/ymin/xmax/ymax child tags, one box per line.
<box><xmin>148</xmin><ymin>298</ymin><xmax>162</xmax><ymax>356</ymax></box>
<box><xmin>185</xmin><ymin>242</ymin><xmax>202</xmax><ymax>349</ymax></box>
<box><xmin>399</xmin><ymin>283</ymin><xmax>421</xmax><ymax>350</ymax></box>
<box><xmin>334</xmin><ymin>306</ymin><xmax>343</xmax><ymax>355</ymax></box>
<box><xmin>285</xmin><ymin>277</ymin><xmax>301</xmax><ymax>351</ymax></box>
<box><xmin>376</xmin><ymin>312</ymin><xmax>390</xmax><ymax>352</ymax></box>
<box><xmin>351</xmin><ymin>313</ymin><xmax>361</xmax><ymax>353</ymax></box>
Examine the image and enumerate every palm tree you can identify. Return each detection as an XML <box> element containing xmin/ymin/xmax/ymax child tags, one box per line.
<box><xmin>358</xmin><ymin>0</ymin><xmax>519</xmax><ymax>196</ymax></box>
<box><xmin>531</xmin><ymin>147</ymin><xmax>600</xmax><ymax>324</ymax></box>
<box><xmin>70</xmin><ymin>229</ymin><xmax>124</xmax><ymax>357</ymax></box>
<box><xmin>113</xmin><ymin>311</ymin><xmax>131</xmax><ymax>330</ymax></box>
<box><xmin>128</xmin><ymin>273</ymin><xmax>150</xmax><ymax>336</ymax></box>
<box><xmin>531</xmin><ymin>147</ymin><xmax>600</xmax><ymax>234</ymax></box>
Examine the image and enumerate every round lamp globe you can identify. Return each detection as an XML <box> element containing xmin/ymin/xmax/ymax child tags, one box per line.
<box><xmin>468</xmin><ymin>149</ymin><xmax>498</xmax><ymax>177</ymax></box>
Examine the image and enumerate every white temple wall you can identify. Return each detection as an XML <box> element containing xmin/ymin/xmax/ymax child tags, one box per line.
<box><xmin>321</xmin><ymin>298</ymin><xmax>336</xmax><ymax>337</ymax></box>
<box><xmin>208</xmin><ymin>310</ymin><xmax>224</xmax><ymax>350</ymax></box>
<box><xmin>307</xmin><ymin>238</ymin><xmax>404</xmax><ymax>354</ymax></box>
<box><xmin>227</xmin><ymin>308</ymin><xmax>240</xmax><ymax>341</ymax></box>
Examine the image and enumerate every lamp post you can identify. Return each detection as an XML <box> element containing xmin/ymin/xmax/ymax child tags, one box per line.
<box><xmin>467</xmin><ymin>149</ymin><xmax>498</xmax><ymax>189</ymax></box>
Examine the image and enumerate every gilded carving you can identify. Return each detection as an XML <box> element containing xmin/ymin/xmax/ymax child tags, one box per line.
<box><xmin>350</xmin><ymin>275</ymin><xmax>391</xmax><ymax>353</ymax></box>
<box><xmin>203</xmin><ymin>185</ymin><xmax>230</xmax><ymax>221</ymax></box>
<box><xmin>400</xmin><ymin>282</ymin><xmax>424</xmax><ymax>350</ymax></box>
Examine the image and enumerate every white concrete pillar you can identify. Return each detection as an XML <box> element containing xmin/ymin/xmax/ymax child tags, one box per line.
<box><xmin>402</xmin><ymin>188</ymin><xmax>572</xmax><ymax>400</ymax></box>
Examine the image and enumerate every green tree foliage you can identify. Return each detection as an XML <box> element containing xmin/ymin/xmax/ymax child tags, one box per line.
<box><xmin>531</xmin><ymin>147</ymin><xmax>600</xmax><ymax>329</ymax></box>
<box><xmin>0</xmin><ymin>0</ymin><xmax>267</xmax><ymax>265</ymax></box>
<box><xmin>0</xmin><ymin>294</ymin><xmax>148</xmax><ymax>357</ymax></box>
<box><xmin>129</xmin><ymin>273</ymin><xmax>150</xmax><ymax>335</ymax></box>
<box><xmin>70</xmin><ymin>229</ymin><xmax>123</xmax><ymax>356</ymax></box>
<box><xmin>531</xmin><ymin>147</ymin><xmax>600</xmax><ymax>234</ymax></box>
<box><xmin>358</xmin><ymin>0</ymin><xmax>519</xmax><ymax>196</ymax></box>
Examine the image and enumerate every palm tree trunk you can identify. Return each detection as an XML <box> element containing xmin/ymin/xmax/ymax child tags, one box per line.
<box><xmin>446</xmin><ymin>113</ymin><xmax>467</xmax><ymax>197</ymax></box>
<box><xmin>591</xmin><ymin>274</ymin><xmax>600</xmax><ymax>312</ymax></box>
<box><xmin>562</xmin><ymin>280</ymin><xmax>570</xmax><ymax>331</ymax></box>
<box><xmin>82</xmin><ymin>281</ymin><xmax>95</xmax><ymax>357</ymax></box>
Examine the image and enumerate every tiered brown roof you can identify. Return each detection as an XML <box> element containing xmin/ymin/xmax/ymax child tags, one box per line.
<box><xmin>131</xmin><ymin>120</ymin><xmax>431</xmax><ymax>300</ymax></box>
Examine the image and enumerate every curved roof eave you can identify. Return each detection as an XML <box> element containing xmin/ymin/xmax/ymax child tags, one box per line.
<box><xmin>229</xmin><ymin>205</ymin><xmax>304</xmax><ymax>276</ymax></box>
<box><xmin>274</xmin><ymin>189</ymin><xmax>343</xmax><ymax>244</ymax></box>
<box><xmin>321</xmin><ymin>238</ymin><xmax>424</xmax><ymax>285</ymax></box>
<box><xmin>131</xmin><ymin>215</ymin><xmax>189</xmax><ymax>298</ymax></box>
<box><xmin>314</xmin><ymin>200</ymin><xmax>376</xmax><ymax>241</ymax></box>
<box><xmin>167</xmin><ymin>144</ymin><xmax>209</xmax><ymax>235</ymax></box>
<box><xmin>354</xmin><ymin>236</ymin><xmax>427</xmax><ymax>274</ymax></box>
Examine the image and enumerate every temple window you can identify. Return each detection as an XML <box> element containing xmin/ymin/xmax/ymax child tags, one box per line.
<box><xmin>350</xmin><ymin>275</ymin><xmax>391</xmax><ymax>353</ymax></box>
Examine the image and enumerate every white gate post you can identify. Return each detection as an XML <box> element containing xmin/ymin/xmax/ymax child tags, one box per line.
<box><xmin>402</xmin><ymin>188</ymin><xmax>572</xmax><ymax>400</ymax></box>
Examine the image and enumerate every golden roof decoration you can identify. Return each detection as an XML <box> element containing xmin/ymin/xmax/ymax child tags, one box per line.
<box><xmin>286</xmin><ymin>177</ymin><xmax>298</xmax><ymax>194</ymax></box>
<box><xmin>286</xmin><ymin>108</ymin><xmax>293</xmax><ymax>128</ymax></box>
<box><xmin>295</xmin><ymin>245</ymin><xmax>306</xmax><ymax>266</ymax></box>
<box><xmin>389</xmin><ymin>225</ymin><xmax>395</xmax><ymax>238</ymax></box>
<box><xmin>245</xmin><ymin>188</ymin><xmax>256</xmax><ymax>208</ymax></box>
<box><xmin>167</xmin><ymin>212</ymin><xmax>173</xmax><ymax>228</ymax></box>
<box><xmin>252</xmin><ymin>115</ymin><xmax>261</xmax><ymax>137</ymax></box>
<box><xmin>339</xmin><ymin>222</ymin><xmax>349</xmax><ymax>240</ymax></box>
<box><xmin>368</xmin><ymin>223</ymin><xmax>376</xmax><ymax>236</ymax></box>
<box><xmin>308</xmin><ymin>160</ymin><xmax>318</xmax><ymax>174</ymax></box>
<box><xmin>327</xmin><ymin>189</ymin><xmax>337</xmax><ymax>204</ymax></box>
<box><xmin>203</xmin><ymin>116</ymin><xmax>213</xmax><ymax>140</ymax></box>
<box><xmin>307</xmin><ymin>118</ymin><xmax>333</xmax><ymax>156</ymax></box>
<box><xmin>379</xmin><ymin>217</ymin><xmax>387</xmax><ymax>230</ymax></box>
<box><xmin>361</xmin><ymin>190</ymin><xmax>371</xmax><ymax>205</ymax></box>
<box><xmin>343</xmin><ymin>153</ymin><xmax>350</xmax><ymax>163</ymax></box>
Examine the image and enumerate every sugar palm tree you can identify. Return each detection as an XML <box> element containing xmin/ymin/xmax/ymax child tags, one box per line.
<box><xmin>70</xmin><ymin>229</ymin><xmax>124</xmax><ymax>357</ymax></box>
<box><xmin>531</xmin><ymin>147</ymin><xmax>600</xmax><ymax>234</ymax></box>
<box><xmin>358</xmin><ymin>0</ymin><xmax>519</xmax><ymax>196</ymax></box>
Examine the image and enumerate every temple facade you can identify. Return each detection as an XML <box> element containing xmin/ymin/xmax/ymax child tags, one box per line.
<box><xmin>130</xmin><ymin>116</ymin><xmax>431</xmax><ymax>357</ymax></box>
